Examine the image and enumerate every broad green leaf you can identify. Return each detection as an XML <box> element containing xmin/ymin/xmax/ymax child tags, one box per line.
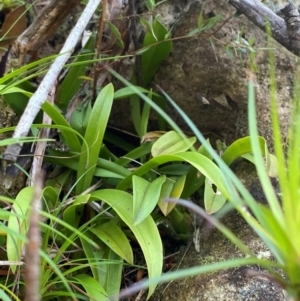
<box><xmin>0</xmin><ymin>85</ymin><xmax>32</xmax><ymax>97</ymax></box>
<box><xmin>129</xmin><ymin>89</ymin><xmax>141</xmax><ymax>136</ymax></box>
<box><xmin>158</xmin><ymin>175</ymin><xmax>186</xmax><ymax>216</ymax></box>
<box><xmin>63</xmin><ymin>194</ymin><xmax>90</xmax><ymax>231</ymax></box>
<box><xmin>77</xmin><ymin>84</ymin><xmax>114</xmax><ymax>193</ymax></box>
<box><xmin>2</xmin><ymin>80</ymin><xmax>41</xmax><ymax>120</ymax></box>
<box><xmin>0</xmin><ymin>288</ymin><xmax>17</xmax><ymax>301</ymax></box>
<box><xmin>90</xmin><ymin>220</ymin><xmax>133</xmax><ymax>264</ymax></box>
<box><xmin>221</xmin><ymin>136</ymin><xmax>266</xmax><ymax>166</ymax></box>
<box><xmin>90</xmin><ymin>189</ymin><xmax>163</xmax><ymax>299</ymax></box>
<box><xmin>132</xmin><ymin>175</ymin><xmax>166</xmax><ymax>225</ymax></box>
<box><xmin>72</xmin><ymin>274</ymin><xmax>108</xmax><ymax>301</ymax></box>
<box><xmin>157</xmin><ymin>164</ymin><xmax>190</xmax><ymax>175</ymax></box>
<box><xmin>145</xmin><ymin>0</ymin><xmax>155</xmax><ymax>11</ymax></box>
<box><xmin>42</xmin><ymin>186</ymin><xmax>59</xmax><ymax>210</ymax></box>
<box><xmin>70</xmin><ymin>99</ymin><xmax>92</xmax><ymax>136</ymax></box>
<box><xmin>41</xmin><ymin>101</ymin><xmax>82</xmax><ymax>152</ymax></box>
<box><xmin>140</xmin><ymin>90</ymin><xmax>152</xmax><ymax>136</ymax></box>
<box><xmin>204</xmin><ymin>178</ymin><xmax>227</xmax><ymax>214</ymax></box>
<box><xmin>202</xmin><ymin>15</ymin><xmax>223</xmax><ymax>30</ymax></box>
<box><xmin>7</xmin><ymin>187</ymin><xmax>33</xmax><ymax>273</ymax></box>
<box><xmin>114</xmin><ymin>86</ymin><xmax>157</xmax><ymax>99</ymax></box>
<box><xmin>117</xmin><ymin>152</ymin><xmax>230</xmax><ymax>200</ymax></box>
<box><xmin>107</xmin><ymin>21</ymin><xmax>124</xmax><ymax>48</ymax></box>
<box><xmin>129</xmin><ymin>17</ymin><xmax>171</xmax><ymax>136</ymax></box>
<box><xmin>45</xmin><ymin>150</ymin><xmax>130</xmax><ymax>179</ymax></box>
<box><xmin>157</xmin><ymin>179</ymin><xmax>174</xmax><ymax>216</ymax></box>
<box><xmin>57</xmin><ymin>35</ymin><xmax>95</xmax><ymax>111</ymax></box>
<box><xmin>197</xmin><ymin>10</ymin><xmax>203</xmax><ymax>29</ymax></box>
<box><xmin>80</xmin><ymin>233</ymin><xmax>101</xmax><ymax>283</ymax></box>
<box><xmin>114</xmin><ymin>143</ymin><xmax>152</xmax><ymax>166</ymax></box>
<box><xmin>141</xmin><ymin>18</ymin><xmax>172</xmax><ymax>86</ymax></box>
<box><xmin>151</xmin><ymin>131</ymin><xmax>196</xmax><ymax>157</ymax></box>
<box><xmin>103</xmin><ymin>248</ymin><xmax>123</xmax><ymax>298</ymax></box>
<box><xmin>45</xmin><ymin>169</ymin><xmax>72</xmax><ymax>197</ymax></box>
<box><xmin>181</xmin><ymin>140</ymin><xmax>213</xmax><ymax>198</ymax></box>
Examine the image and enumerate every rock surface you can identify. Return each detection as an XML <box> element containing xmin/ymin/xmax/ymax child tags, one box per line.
<box><xmin>111</xmin><ymin>0</ymin><xmax>298</xmax><ymax>149</ymax></box>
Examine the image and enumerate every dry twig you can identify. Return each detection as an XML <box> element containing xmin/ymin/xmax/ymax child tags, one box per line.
<box><xmin>228</xmin><ymin>0</ymin><xmax>300</xmax><ymax>55</ymax></box>
<box><xmin>24</xmin><ymin>171</ymin><xmax>45</xmax><ymax>301</ymax></box>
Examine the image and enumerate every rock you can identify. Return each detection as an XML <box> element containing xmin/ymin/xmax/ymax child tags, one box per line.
<box><xmin>111</xmin><ymin>0</ymin><xmax>298</xmax><ymax>149</ymax></box>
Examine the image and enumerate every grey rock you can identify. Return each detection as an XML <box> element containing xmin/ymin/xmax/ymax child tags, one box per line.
<box><xmin>112</xmin><ymin>0</ymin><xmax>298</xmax><ymax>149</ymax></box>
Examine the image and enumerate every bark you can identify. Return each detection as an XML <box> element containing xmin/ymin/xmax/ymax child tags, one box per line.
<box><xmin>228</xmin><ymin>0</ymin><xmax>300</xmax><ymax>55</ymax></box>
<box><xmin>11</xmin><ymin>0</ymin><xmax>81</xmax><ymax>64</ymax></box>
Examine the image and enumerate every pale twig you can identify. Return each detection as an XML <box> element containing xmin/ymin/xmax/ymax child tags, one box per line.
<box><xmin>29</xmin><ymin>84</ymin><xmax>56</xmax><ymax>186</ymax></box>
<box><xmin>3</xmin><ymin>0</ymin><xmax>102</xmax><ymax>163</ymax></box>
<box><xmin>24</xmin><ymin>171</ymin><xmax>45</xmax><ymax>301</ymax></box>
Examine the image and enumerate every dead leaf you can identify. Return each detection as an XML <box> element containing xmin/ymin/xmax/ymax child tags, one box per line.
<box><xmin>0</xmin><ymin>5</ymin><xmax>27</xmax><ymax>55</ymax></box>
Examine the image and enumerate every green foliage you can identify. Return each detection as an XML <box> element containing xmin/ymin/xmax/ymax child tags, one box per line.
<box><xmin>132</xmin><ymin>174</ymin><xmax>166</xmax><ymax>225</ymax></box>
<box><xmin>76</xmin><ymin>83</ymin><xmax>114</xmax><ymax>193</ymax></box>
<box><xmin>57</xmin><ymin>35</ymin><xmax>96</xmax><ymax>112</ymax></box>
<box><xmin>131</xmin><ymin>16</ymin><xmax>172</xmax><ymax>136</ymax></box>
<box><xmin>2</xmin><ymin>4</ymin><xmax>297</xmax><ymax>301</ymax></box>
<box><xmin>188</xmin><ymin>11</ymin><xmax>223</xmax><ymax>36</ymax></box>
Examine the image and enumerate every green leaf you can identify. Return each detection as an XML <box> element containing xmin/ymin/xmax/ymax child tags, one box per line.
<box><xmin>197</xmin><ymin>10</ymin><xmax>204</xmax><ymax>29</ymax></box>
<box><xmin>202</xmin><ymin>15</ymin><xmax>223</xmax><ymax>30</ymax></box>
<box><xmin>2</xmin><ymin>80</ymin><xmax>41</xmax><ymax>120</ymax></box>
<box><xmin>204</xmin><ymin>178</ymin><xmax>227</xmax><ymax>214</ymax></box>
<box><xmin>151</xmin><ymin>131</ymin><xmax>196</xmax><ymax>157</ymax></box>
<box><xmin>63</xmin><ymin>194</ymin><xmax>91</xmax><ymax>231</ymax></box>
<box><xmin>117</xmin><ymin>152</ymin><xmax>230</xmax><ymax>200</ymax></box>
<box><xmin>181</xmin><ymin>140</ymin><xmax>213</xmax><ymax>198</ymax></box>
<box><xmin>141</xmin><ymin>18</ymin><xmax>172</xmax><ymax>86</ymax></box>
<box><xmin>140</xmin><ymin>90</ymin><xmax>152</xmax><ymax>136</ymax></box>
<box><xmin>102</xmin><ymin>249</ymin><xmax>123</xmax><ymax>298</ymax></box>
<box><xmin>114</xmin><ymin>86</ymin><xmax>156</xmax><ymax>99</ymax></box>
<box><xmin>129</xmin><ymin>88</ymin><xmax>141</xmax><ymax>136</ymax></box>
<box><xmin>57</xmin><ymin>35</ymin><xmax>95</xmax><ymax>111</ymax></box>
<box><xmin>90</xmin><ymin>220</ymin><xmax>133</xmax><ymax>264</ymax></box>
<box><xmin>45</xmin><ymin>150</ymin><xmax>130</xmax><ymax>179</ymax></box>
<box><xmin>222</xmin><ymin>136</ymin><xmax>266</xmax><ymax>166</ymax></box>
<box><xmin>80</xmin><ymin>233</ymin><xmax>101</xmax><ymax>283</ymax></box>
<box><xmin>42</xmin><ymin>186</ymin><xmax>59</xmax><ymax>210</ymax></box>
<box><xmin>70</xmin><ymin>99</ymin><xmax>92</xmax><ymax>136</ymax></box>
<box><xmin>7</xmin><ymin>187</ymin><xmax>33</xmax><ymax>273</ymax></box>
<box><xmin>72</xmin><ymin>274</ymin><xmax>108</xmax><ymax>301</ymax></box>
<box><xmin>107</xmin><ymin>21</ymin><xmax>124</xmax><ymax>48</ymax></box>
<box><xmin>114</xmin><ymin>143</ymin><xmax>152</xmax><ymax>166</ymax></box>
<box><xmin>77</xmin><ymin>84</ymin><xmax>114</xmax><ymax>193</ymax></box>
<box><xmin>41</xmin><ymin>101</ymin><xmax>82</xmax><ymax>152</ymax></box>
<box><xmin>158</xmin><ymin>175</ymin><xmax>186</xmax><ymax>216</ymax></box>
<box><xmin>90</xmin><ymin>189</ymin><xmax>163</xmax><ymax>299</ymax></box>
<box><xmin>132</xmin><ymin>175</ymin><xmax>166</xmax><ymax>225</ymax></box>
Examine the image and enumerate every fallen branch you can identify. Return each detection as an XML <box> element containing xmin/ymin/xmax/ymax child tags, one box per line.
<box><xmin>228</xmin><ymin>0</ymin><xmax>300</xmax><ymax>55</ymax></box>
<box><xmin>3</xmin><ymin>0</ymin><xmax>102</xmax><ymax>163</ymax></box>
<box><xmin>12</xmin><ymin>0</ymin><xmax>81</xmax><ymax>64</ymax></box>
